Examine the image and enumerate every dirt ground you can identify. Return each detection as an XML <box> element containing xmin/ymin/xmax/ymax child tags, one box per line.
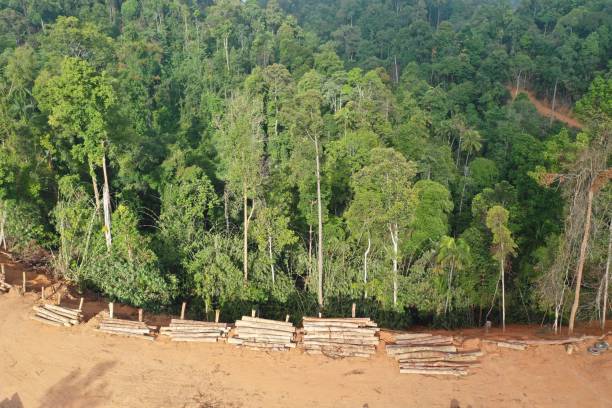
<box><xmin>1</xmin><ymin>255</ymin><xmax>611</xmax><ymax>408</ymax></box>
<box><xmin>508</xmin><ymin>85</ymin><xmax>583</xmax><ymax>129</ymax></box>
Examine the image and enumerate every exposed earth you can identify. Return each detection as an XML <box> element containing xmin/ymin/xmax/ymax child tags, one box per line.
<box><xmin>1</xmin><ymin>254</ymin><xmax>611</xmax><ymax>408</ymax></box>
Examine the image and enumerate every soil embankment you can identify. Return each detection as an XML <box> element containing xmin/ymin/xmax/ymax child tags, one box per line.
<box><xmin>1</xmin><ymin>254</ymin><xmax>611</xmax><ymax>407</ymax></box>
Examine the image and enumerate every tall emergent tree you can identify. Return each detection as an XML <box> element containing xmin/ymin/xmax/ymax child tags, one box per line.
<box><xmin>486</xmin><ymin>205</ymin><xmax>517</xmax><ymax>331</ymax></box>
<box><xmin>215</xmin><ymin>91</ymin><xmax>265</xmax><ymax>283</ymax></box>
<box><xmin>348</xmin><ymin>148</ymin><xmax>417</xmax><ymax>307</ymax></box>
<box><xmin>34</xmin><ymin>57</ymin><xmax>116</xmax><ymax>251</ymax></box>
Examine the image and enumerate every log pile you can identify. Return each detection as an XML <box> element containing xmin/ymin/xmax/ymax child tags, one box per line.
<box><xmin>386</xmin><ymin>333</ymin><xmax>483</xmax><ymax>376</ymax></box>
<box><xmin>160</xmin><ymin>319</ymin><xmax>229</xmax><ymax>342</ymax></box>
<box><xmin>0</xmin><ymin>266</ymin><xmax>9</xmax><ymax>293</ymax></box>
<box><xmin>31</xmin><ymin>304</ymin><xmax>83</xmax><ymax>327</ymax></box>
<box><xmin>0</xmin><ymin>281</ymin><xmax>10</xmax><ymax>294</ymax></box>
<box><xmin>302</xmin><ymin>317</ymin><xmax>380</xmax><ymax>358</ymax></box>
<box><xmin>97</xmin><ymin>318</ymin><xmax>155</xmax><ymax>340</ymax></box>
<box><xmin>228</xmin><ymin>316</ymin><xmax>296</xmax><ymax>351</ymax></box>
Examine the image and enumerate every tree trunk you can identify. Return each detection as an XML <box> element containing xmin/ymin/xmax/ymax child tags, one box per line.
<box><xmin>223</xmin><ymin>187</ymin><xmax>229</xmax><ymax>234</ymax></box>
<box><xmin>569</xmin><ymin>189</ymin><xmax>594</xmax><ymax>334</ymax></box>
<box><xmin>514</xmin><ymin>70</ymin><xmax>521</xmax><ymax>99</ymax></box>
<box><xmin>364</xmin><ymin>234</ymin><xmax>371</xmax><ymax>299</ymax></box>
<box><xmin>243</xmin><ymin>184</ymin><xmax>249</xmax><ymax>282</ymax></box>
<box><xmin>90</xmin><ymin>162</ymin><xmax>101</xmax><ymax>214</ymax></box>
<box><xmin>314</xmin><ymin>136</ymin><xmax>324</xmax><ymax>307</ymax></box>
<box><xmin>445</xmin><ymin>260</ymin><xmax>455</xmax><ymax>315</ymax></box>
<box><xmin>602</xmin><ymin>218</ymin><xmax>611</xmax><ymax>331</ymax></box>
<box><xmin>224</xmin><ymin>35</ymin><xmax>230</xmax><ymax>72</ymax></box>
<box><xmin>269</xmin><ymin>234</ymin><xmax>275</xmax><ymax>285</ymax></box>
<box><xmin>458</xmin><ymin>151</ymin><xmax>470</xmax><ymax>214</ymax></box>
<box><xmin>308</xmin><ymin>223</ymin><xmax>313</xmax><ymax>279</ymax></box>
<box><xmin>0</xmin><ymin>202</ymin><xmax>6</xmax><ymax>250</ymax></box>
<box><xmin>101</xmin><ymin>154</ymin><xmax>112</xmax><ymax>251</ymax></box>
<box><xmin>501</xmin><ymin>243</ymin><xmax>506</xmax><ymax>332</ymax></box>
<box><xmin>550</xmin><ymin>78</ymin><xmax>558</xmax><ymax>125</ymax></box>
<box><xmin>390</xmin><ymin>223</ymin><xmax>399</xmax><ymax>307</ymax></box>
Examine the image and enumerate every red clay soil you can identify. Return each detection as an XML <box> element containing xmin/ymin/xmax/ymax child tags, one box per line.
<box><xmin>1</xmin><ymin>254</ymin><xmax>612</xmax><ymax>407</ymax></box>
<box><xmin>508</xmin><ymin>85</ymin><xmax>583</xmax><ymax>129</ymax></box>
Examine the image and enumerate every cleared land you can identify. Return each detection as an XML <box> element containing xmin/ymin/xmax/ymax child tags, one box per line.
<box><xmin>1</xmin><ymin>255</ymin><xmax>611</xmax><ymax>408</ymax></box>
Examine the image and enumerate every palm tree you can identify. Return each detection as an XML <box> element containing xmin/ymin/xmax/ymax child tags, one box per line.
<box><xmin>437</xmin><ymin>236</ymin><xmax>471</xmax><ymax>315</ymax></box>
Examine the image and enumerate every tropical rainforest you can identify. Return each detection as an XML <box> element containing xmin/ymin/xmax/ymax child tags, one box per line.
<box><xmin>0</xmin><ymin>0</ymin><xmax>610</xmax><ymax>330</ymax></box>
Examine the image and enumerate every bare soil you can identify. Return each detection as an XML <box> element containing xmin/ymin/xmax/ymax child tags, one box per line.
<box><xmin>1</xmin><ymin>254</ymin><xmax>611</xmax><ymax>408</ymax></box>
<box><xmin>508</xmin><ymin>86</ymin><xmax>583</xmax><ymax>129</ymax></box>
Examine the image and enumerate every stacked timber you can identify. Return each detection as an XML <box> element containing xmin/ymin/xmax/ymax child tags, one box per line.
<box><xmin>0</xmin><ymin>280</ymin><xmax>10</xmax><ymax>293</ymax></box>
<box><xmin>160</xmin><ymin>319</ymin><xmax>229</xmax><ymax>342</ymax></box>
<box><xmin>386</xmin><ymin>333</ymin><xmax>482</xmax><ymax>376</ymax></box>
<box><xmin>31</xmin><ymin>304</ymin><xmax>83</xmax><ymax>327</ymax></box>
<box><xmin>97</xmin><ymin>318</ymin><xmax>155</xmax><ymax>340</ymax></box>
<box><xmin>302</xmin><ymin>317</ymin><xmax>380</xmax><ymax>358</ymax></box>
<box><xmin>228</xmin><ymin>316</ymin><xmax>296</xmax><ymax>351</ymax></box>
<box><xmin>0</xmin><ymin>266</ymin><xmax>9</xmax><ymax>293</ymax></box>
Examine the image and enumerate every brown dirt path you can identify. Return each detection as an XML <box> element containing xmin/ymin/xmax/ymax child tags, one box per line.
<box><xmin>1</xmin><ymin>256</ymin><xmax>612</xmax><ymax>407</ymax></box>
<box><xmin>508</xmin><ymin>86</ymin><xmax>583</xmax><ymax>129</ymax></box>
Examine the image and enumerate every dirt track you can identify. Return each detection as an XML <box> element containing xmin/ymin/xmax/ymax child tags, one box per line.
<box><xmin>509</xmin><ymin>86</ymin><xmax>583</xmax><ymax>129</ymax></box>
<box><xmin>1</xmin><ymin>257</ymin><xmax>612</xmax><ymax>407</ymax></box>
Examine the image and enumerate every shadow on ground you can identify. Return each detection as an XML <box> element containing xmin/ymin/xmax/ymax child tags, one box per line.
<box><xmin>39</xmin><ymin>361</ymin><xmax>116</xmax><ymax>408</ymax></box>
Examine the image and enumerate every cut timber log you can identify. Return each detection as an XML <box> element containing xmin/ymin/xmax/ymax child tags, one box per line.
<box><xmin>386</xmin><ymin>345</ymin><xmax>457</xmax><ymax>354</ymax></box>
<box><xmin>388</xmin><ymin>331</ymin><xmax>484</xmax><ymax>376</ymax></box>
<box><xmin>30</xmin><ymin>315</ymin><xmax>65</xmax><ymax>327</ymax></box>
<box><xmin>399</xmin><ymin>368</ymin><xmax>468</xmax><ymax>376</ymax></box>
<box><xmin>32</xmin><ymin>304</ymin><xmax>83</xmax><ymax>327</ymax></box>
<box><xmin>231</xmin><ymin>317</ymin><xmax>296</xmax><ymax>351</ymax></box>
<box><xmin>160</xmin><ymin>318</ymin><xmax>228</xmax><ymax>342</ymax></box>
<box><xmin>97</xmin><ymin>318</ymin><xmax>154</xmax><ymax>340</ymax></box>
<box><xmin>95</xmin><ymin>329</ymin><xmax>155</xmax><ymax>341</ymax></box>
<box><xmin>302</xmin><ymin>317</ymin><xmax>379</xmax><ymax>359</ymax></box>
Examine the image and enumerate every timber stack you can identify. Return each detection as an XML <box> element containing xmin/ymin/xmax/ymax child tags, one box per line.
<box><xmin>302</xmin><ymin>317</ymin><xmax>379</xmax><ymax>358</ymax></box>
<box><xmin>97</xmin><ymin>318</ymin><xmax>156</xmax><ymax>340</ymax></box>
<box><xmin>160</xmin><ymin>319</ymin><xmax>229</xmax><ymax>342</ymax></box>
<box><xmin>0</xmin><ymin>266</ymin><xmax>9</xmax><ymax>293</ymax></box>
<box><xmin>386</xmin><ymin>333</ymin><xmax>483</xmax><ymax>376</ymax></box>
<box><xmin>31</xmin><ymin>303</ymin><xmax>83</xmax><ymax>327</ymax></box>
<box><xmin>228</xmin><ymin>316</ymin><xmax>296</xmax><ymax>351</ymax></box>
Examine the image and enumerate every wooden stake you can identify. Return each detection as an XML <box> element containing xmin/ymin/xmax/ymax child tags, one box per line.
<box><xmin>180</xmin><ymin>302</ymin><xmax>186</xmax><ymax>320</ymax></box>
<box><xmin>138</xmin><ymin>308</ymin><xmax>143</xmax><ymax>322</ymax></box>
<box><xmin>22</xmin><ymin>271</ymin><xmax>26</xmax><ymax>294</ymax></box>
<box><xmin>57</xmin><ymin>293</ymin><xmax>62</xmax><ymax>305</ymax></box>
<box><xmin>351</xmin><ymin>303</ymin><xmax>356</xmax><ymax>318</ymax></box>
<box><xmin>0</xmin><ymin>263</ymin><xmax>4</xmax><ymax>281</ymax></box>
<box><xmin>41</xmin><ymin>286</ymin><xmax>45</xmax><ymax>300</ymax></box>
<box><xmin>251</xmin><ymin>309</ymin><xmax>256</xmax><ymax>318</ymax></box>
<box><xmin>109</xmin><ymin>302</ymin><xmax>114</xmax><ymax>319</ymax></box>
<box><xmin>285</xmin><ymin>314</ymin><xmax>290</xmax><ymax>322</ymax></box>
<box><xmin>215</xmin><ymin>309</ymin><xmax>220</xmax><ymax>323</ymax></box>
<box><xmin>78</xmin><ymin>297</ymin><xmax>84</xmax><ymax>311</ymax></box>
<box><xmin>318</xmin><ymin>312</ymin><xmax>322</xmax><ymax>318</ymax></box>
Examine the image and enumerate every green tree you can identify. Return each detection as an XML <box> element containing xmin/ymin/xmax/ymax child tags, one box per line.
<box><xmin>486</xmin><ymin>205</ymin><xmax>518</xmax><ymax>331</ymax></box>
<box><xmin>215</xmin><ymin>91</ymin><xmax>265</xmax><ymax>283</ymax></box>
<box><xmin>347</xmin><ymin>147</ymin><xmax>417</xmax><ymax>307</ymax></box>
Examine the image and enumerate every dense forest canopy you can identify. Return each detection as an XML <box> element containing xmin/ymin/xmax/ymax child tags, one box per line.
<box><xmin>0</xmin><ymin>0</ymin><xmax>610</xmax><ymax>329</ymax></box>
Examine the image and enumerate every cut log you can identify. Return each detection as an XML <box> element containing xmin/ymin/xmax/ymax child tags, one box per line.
<box><xmin>30</xmin><ymin>315</ymin><xmax>67</xmax><ymax>327</ymax></box>
<box><xmin>241</xmin><ymin>316</ymin><xmax>294</xmax><ymax>327</ymax></box>
<box><xmin>235</xmin><ymin>320</ymin><xmax>295</xmax><ymax>333</ymax></box>
<box><xmin>386</xmin><ymin>345</ymin><xmax>457</xmax><ymax>354</ymax></box>
<box><xmin>399</xmin><ymin>368</ymin><xmax>468</xmax><ymax>376</ymax></box>
<box><xmin>95</xmin><ymin>329</ymin><xmax>155</xmax><ymax>340</ymax></box>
